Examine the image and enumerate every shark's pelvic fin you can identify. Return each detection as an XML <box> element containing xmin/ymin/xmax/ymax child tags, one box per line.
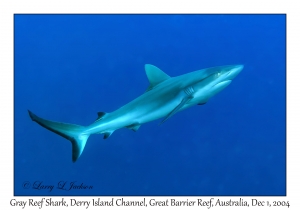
<box><xmin>126</xmin><ymin>123</ymin><xmax>141</xmax><ymax>132</ymax></box>
<box><xmin>28</xmin><ymin>110</ymin><xmax>90</xmax><ymax>162</ymax></box>
<box><xmin>145</xmin><ymin>64</ymin><xmax>170</xmax><ymax>91</ymax></box>
<box><xmin>198</xmin><ymin>102</ymin><xmax>207</xmax><ymax>105</ymax></box>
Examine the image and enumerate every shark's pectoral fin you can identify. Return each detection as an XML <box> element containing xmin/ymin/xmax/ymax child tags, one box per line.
<box><xmin>126</xmin><ymin>123</ymin><xmax>141</xmax><ymax>132</ymax></box>
<box><xmin>145</xmin><ymin>64</ymin><xmax>171</xmax><ymax>92</ymax></box>
<box><xmin>160</xmin><ymin>95</ymin><xmax>193</xmax><ymax>125</ymax></box>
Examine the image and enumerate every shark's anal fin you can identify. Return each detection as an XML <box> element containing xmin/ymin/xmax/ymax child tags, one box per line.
<box><xmin>103</xmin><ymin>131</ymin><xmax>114</xmax><ymax>139</ymax></box>
<box><xmin>126</xmin><ymin>123</ymin><xmax>141</xmax><ymax>132</ymax></box>
<box><xmin>160</xmin><ymin>95</ymin><xmax>193</xmax><ymax>125</ymax></box>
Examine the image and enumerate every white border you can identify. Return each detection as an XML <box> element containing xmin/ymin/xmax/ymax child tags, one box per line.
<box><xmin>1</xmin><ymin>0</ymin><xmax>298</xmax><ymax>209</ymax></box>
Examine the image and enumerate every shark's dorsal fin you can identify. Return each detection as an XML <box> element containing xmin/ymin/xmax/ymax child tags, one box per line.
<box><xmin>145</xmin><ymin>64</ymin><xmax>170</xmax><ymax>91</ymax></box>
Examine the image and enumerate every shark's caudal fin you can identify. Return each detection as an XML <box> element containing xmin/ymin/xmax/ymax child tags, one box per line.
<box><xmin>28</xmin><ymin>110</ymin><xmax>90</xmax><ymax>162</ymax></box>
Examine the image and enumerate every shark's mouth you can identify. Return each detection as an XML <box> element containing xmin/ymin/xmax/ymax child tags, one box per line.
<box><xmin>213</xmin><ymin>80</ymin><xmax>232</xmax><ymax>88</ymax></box>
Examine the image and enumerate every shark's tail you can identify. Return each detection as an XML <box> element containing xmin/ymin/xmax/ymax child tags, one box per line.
<box><xmin>28</xmin><ymin>110</ymin><xmax>90</xmax><ymax>162</ymax></box>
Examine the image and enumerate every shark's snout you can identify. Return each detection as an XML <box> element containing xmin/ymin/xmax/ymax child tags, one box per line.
<box><xmin>226</xmin><ymin>64</ymin><xmax>243</xmax><ymax>80</ymax></box>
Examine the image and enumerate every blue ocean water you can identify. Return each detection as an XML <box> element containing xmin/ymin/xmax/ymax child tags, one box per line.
<box><xmin>14</xmin><ymin>14</ymin><xmax>286</xmax><ymax>196</ymax></box>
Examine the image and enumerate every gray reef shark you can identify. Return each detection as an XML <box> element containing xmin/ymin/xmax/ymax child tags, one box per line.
<box><xmin>28</xmin><ymin>64</ymin><xmax>243</xmax><ymax>162</ymax></box>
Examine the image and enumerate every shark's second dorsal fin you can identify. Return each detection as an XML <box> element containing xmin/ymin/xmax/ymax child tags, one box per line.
<box><xmin>145</xmin><ymin>64</ymin><xmax>170</xmax><ymax>91</ymax></box>
<box><xmin>95</xmin><ymin>112</ymin><xmax>107</xmax><ymax>122</ymax></box>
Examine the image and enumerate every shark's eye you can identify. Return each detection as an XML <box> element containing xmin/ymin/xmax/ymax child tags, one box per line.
<box><xmin>216</xmin><ymin>72</ymin><xmax>221</xmax><ymax>77</ymax></box>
